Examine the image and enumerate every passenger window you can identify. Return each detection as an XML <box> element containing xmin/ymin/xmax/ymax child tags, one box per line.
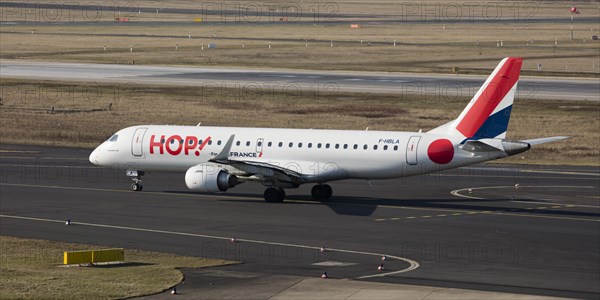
<box><xmin>257</xmin><ymin>141</ymin><xmax>262</xmax><ymax>147</ymax></box>
<box><xmin>317</xmin><ymin>143</ymin><xmax>322</xmax><ymax>148</ymax></box>
<box><xmin>308</xmin><ymin>143</ymin><xmax>313</xmax><ymax>148</ymax></box>
<box><xmin>161</xmin><ymin>138</ymin><xmax>165</xmax><ymax>144</ymax></box>
<box><xmin>279</xmin><ymin>142</ymin><xmax>283</xmax><ymax>147</ymax></box>
<box><xmin>343</xmin><ymin>144</ymin><xmax>348</xmax><ymax>149</ymax></box>
<box><xmin>268</xmin><ymin>142</ymin><xmax>272</xmax><ymax>147</ymax></box>
<box><xmin>335</xmin><ymin>144</ymin><xmax>340</xmax><ymax>149</ymax></box>
<box><xmin>326</xmin><ymin>143</ymin><xmax>330</xmax><ymax>149</ymax></box>
<box><xmin>298</xmin><ymin>143</ymin><xmax>303</xmax><ymax>148</ymax></box>
<box><xmin>289</xmin><ymin>142</ymin><xmax>293</xmax><ymax>147</ymax></box>
<box><xmin>199</xmin><ymin>139</ymin><xmax>203</xmax><ymax>144</ymax></box>
<box><xmin>109</xmin><ymin>135</ymin><xmax>119</xmax><ymax>142</ymax></box>
<box><xmin>374</xmin><ymin>145</ymin><xmax>378</xmax><ymax>150</ymax></box>
<box><xmin>246</xmin><ymin>141</ymin><xmax>250</xmax><ymax>146</ymax></box>
<box><xmin>394</xmin><ymin>145</ymin><xmax>399</xmax><ymax>151</ymax></box>
<box><xmin>208</xmin><ymin>140</ymin><xmax>213</xmax><ymax>145</ymax></box>
<box><xmin>384</xmin><ymin>145</ymin><xmax>388</xmax><ymax>150</ymax></box>
<box><xmin>180</xmin><ymin>139</ymin><xmax>184</xmax><ymax>144</ymax></box>
<box><xmin>217</xmin><ymin>140</ymin><xmax>222</xmax><ymax>145</ymax></box>
<box><xmin>236</xmin><ymin>141</ymin><xmax>241</xmax><ymax>146</ymax></box>
<box><xmin>363</xmin><ymin>144</ymin><xmax>368</xmax><ymax>150</ymax></box>
<box><xmin>353</xmin><ymin>144</ymin><xmax>358</xmax><ymax>150</ymax></box>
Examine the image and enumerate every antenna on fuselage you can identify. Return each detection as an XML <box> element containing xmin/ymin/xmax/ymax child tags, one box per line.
<box><xmin>197</xmin><ymin>122</ymin><xmax>202</xmax><ymax>126</ymax></box>
<box><xmin>365</xmin><ymin>127</ymin><xmax>369</xmax><ymax>131</ymax></box>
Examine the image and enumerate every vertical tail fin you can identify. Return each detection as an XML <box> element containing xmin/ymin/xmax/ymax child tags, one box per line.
<box><xmin>430</xmin><ymin>57</ymin><xmax>522</xmax><ymax>140</ymax></box>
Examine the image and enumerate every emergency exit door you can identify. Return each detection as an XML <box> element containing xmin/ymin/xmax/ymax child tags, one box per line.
<box><xmin>256</xmin><ymin>138</ymin><xmax>264</xmax><ymax>153</ymax></box>
<box><xmin>406</xmin><ymin>136</ymin><xmax>421</xmax><ymax>165</ymax></box>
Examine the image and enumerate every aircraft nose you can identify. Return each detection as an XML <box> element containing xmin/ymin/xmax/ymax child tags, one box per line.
<box><xmin>89</xmin><ymin>148</ymin><xmax>100</xmax><ymax>165</ymax></box>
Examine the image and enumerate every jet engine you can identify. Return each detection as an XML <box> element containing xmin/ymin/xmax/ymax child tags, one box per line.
<box><xmin>185</xmin><ymin>163</ymin><xmax>239</xmax><ymax>193</ymax></box>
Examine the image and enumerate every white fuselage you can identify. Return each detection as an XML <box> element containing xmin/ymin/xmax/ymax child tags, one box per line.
<box><xmin>90</xmin><ymin>125</ymin><xmax>505</xmax><ymax>184</ymax></box>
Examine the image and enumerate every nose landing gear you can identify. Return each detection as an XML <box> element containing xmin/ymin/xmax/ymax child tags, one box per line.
<box><xmin>126</xmin><ymin>170</ymin><xmax>145</xmax><ymax>192</ymax></box>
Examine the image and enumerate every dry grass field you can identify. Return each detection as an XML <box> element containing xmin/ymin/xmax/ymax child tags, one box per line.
<box><xmin>1</xmin><ymin>79</ymin><xmax>598</xmax><ymax>166</ymax></box>
<box><xmin>0</xmin><ymin>1</ymin><xmax>599</xmax><ymax>75</ymax></box>
<box><xmin>0</xmin><ymin>1</ymin><xmax>598</xmax><ymax>166</ymax></box>
<box><xmin>0</xmin><ymin>235</ymin><xmax>234</xmax><ymax>299</ymax></box>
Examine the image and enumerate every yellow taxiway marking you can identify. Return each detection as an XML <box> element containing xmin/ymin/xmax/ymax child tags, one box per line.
<box><xmin>451</xmin><ymin>186</ymin><xmax>599</xmax><ymax>208</ymax></box>
<box><xmin>377</xmin><ymin>211</ymin><xmax>599</xmax><ymax>223</ymax></box>
<box><xmin>3</xmin><ymin>183</ymin><xmax>597</xmax><ymax>224</ymax></box>
<box><xmin>0</xmin><ymin>156</ymin><xmax>88</xmax><ymax>160</ymax></box>
<box><xmin>512</xmin><ymin>200</ymin><xmax>600</xmax><ymax>209</ymax></box>
<box><xmin>0</xmin><ymin>150</ymin><xmax>41</xmax><ymax>154</ymax></box>
<box><xmin>376</xmin><ymin>205</ymin><xmax>599</xmax><ymax>223</ymax></box>
<box><xmin>0</xmin><ymin>183</ymin><xmax>477</xmax><ymax>215</ymax></box>
<box><xmin>521</xmin><ymin>169</ymin><xmax>600</xmax><ymax>177</ymax></box>
<box><xmin>577</xmin><ymin>195</ymin><xmax>600</xmax><ymax>199</ymax></box>
<box><xmin>0</xmin><ymin>182</ymin><xmax>257</xmax><ymax>201</ymax></box>
<box><xmin>0</xmin><ymin>214</ymin><xmax>419</xmax><ymax>279</ymax></box>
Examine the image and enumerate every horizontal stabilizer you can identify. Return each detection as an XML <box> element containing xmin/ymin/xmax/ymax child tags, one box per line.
<box><xmin>522</xmin><ymin>136</ymin><xmax>569</xmax><ymax>145</ymax></box>
<box><xmin>460</xmin><ymin>140</ymin><xmax>502</xmax><ymax>152</ymax></box>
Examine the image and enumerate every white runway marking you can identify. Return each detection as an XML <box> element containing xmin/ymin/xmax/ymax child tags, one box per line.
<box><xmin>451</xmin><ymin>185</ymin><xmax>599</xmax><ymax>209</ymax></box>
<box><xmin>0</xmin><ymin>214</ymin><xmax>420</xmax><ymax>279</ymax></box>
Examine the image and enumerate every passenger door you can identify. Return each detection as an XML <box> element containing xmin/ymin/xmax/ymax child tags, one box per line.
<box><xmin>406</xmin><ymin>136</ymin><xmax>421</xmax><ymax>165</ymax></box>
<box><xmin>131</xmin><ymin>127</ymin><xmax>147</xmax><ymax>157</ymax></box>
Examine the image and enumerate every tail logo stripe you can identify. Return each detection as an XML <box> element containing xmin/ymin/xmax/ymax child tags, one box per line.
<box><xmin>455</xmin><ymin>58</ymin><xmax>522</xmax><ymax>138</ymax></box>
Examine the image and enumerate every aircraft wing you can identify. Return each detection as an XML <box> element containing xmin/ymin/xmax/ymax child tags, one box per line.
<box><xmin>209</xmin><ymin>135</ymin><xmax>345</xmax><ymax>185</ymax></box>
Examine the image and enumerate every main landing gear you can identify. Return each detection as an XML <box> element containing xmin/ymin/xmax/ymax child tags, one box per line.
<box><xmin>126</xmin><ymin>170</ymin><xmax>145</xmax><ymax>192</ymax></box>
<box><xmin>262</xmin><ymin>184</ymin><xmax>333</xmax><ymax>203</ymax></box>
<box><xmin>264</xmin><ymin>187</ymin><xmax>286</xmax><ymax>203</ymax></box>
<box><xmin>311</xmin><ymin>184</ymin><xmax>332</xmax><ymax>201</ymax></box>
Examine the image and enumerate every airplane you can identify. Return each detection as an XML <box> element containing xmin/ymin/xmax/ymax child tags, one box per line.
<box><xmin>89</xmin><ymin>57</ymin><xmax>567</xmax><ymax>202</ymax></box>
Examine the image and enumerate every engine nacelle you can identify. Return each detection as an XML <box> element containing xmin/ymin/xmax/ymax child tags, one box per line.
<box><xmin>185</xmin><ymin>163</ymin><xmax>238</xmax><ymax>193</ymax></box>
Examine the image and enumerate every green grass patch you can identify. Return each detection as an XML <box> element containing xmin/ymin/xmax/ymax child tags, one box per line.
<box><xmin>0</xmin><ymin>235</ymin><xmax>235</xmax><ymax>299</ymax></box>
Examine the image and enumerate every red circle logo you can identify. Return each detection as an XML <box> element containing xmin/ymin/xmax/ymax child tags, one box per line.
<box><xmin>427</xmin><ymin>139</ymin><xmax>454</xmax><ymax>164</ymax></box>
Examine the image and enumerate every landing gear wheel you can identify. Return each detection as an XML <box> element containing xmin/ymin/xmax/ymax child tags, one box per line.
<box><xmin>131</xmin><ymin>183</ymin><xmax>143</xmax><ymax>192</ymax></box>
<box><xmin>264</xmin><ymin>187</ymin><xmax>285</xmax><ymax>203</ymax></box>
<box><xmin>311</xmin><ymin>184</ymin><xmax>332</xmax><ymax>201</ymax></box>
<box><xmin>126</xmin><ymin>170</ymin><xmax>145</xmax><ymax>192</ymax></box>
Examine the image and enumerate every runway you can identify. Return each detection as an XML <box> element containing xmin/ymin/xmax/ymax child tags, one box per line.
<box><xmin>1</xmin><ymin>144</ymin><xmax>599</xmax><ymax>298</ymax></box>
<box><xmin>2</xmin><ymin>60</ymin><xmax>599</xmax><ymax>101</ymax></box>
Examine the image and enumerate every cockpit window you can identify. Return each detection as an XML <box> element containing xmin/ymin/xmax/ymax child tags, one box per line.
<box><xmin>109</xmin><ymin>135</ymin><xmax>119</xmax><ymax>142</ymax></box>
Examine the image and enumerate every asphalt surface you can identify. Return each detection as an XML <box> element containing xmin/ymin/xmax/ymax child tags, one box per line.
<box><xmin>3</xmin><ymin>1</ymin><xmax>599</xmax><ymax>24</ymax></box>
<box><xmin>2</xmin><ymin>60</ymin><xmax>599</xmax><ymax>101</ymax></box>
<box><xmin>1</xmin><ymin>144</ymin><xmax>599</xmax><ymax>299</ymax></box>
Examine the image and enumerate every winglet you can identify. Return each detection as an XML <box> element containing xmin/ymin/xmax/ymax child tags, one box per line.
<box><xmin>210</xmin><ymin>134</ymin><xmax>235</xmax><ymax>163</ymax></box>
